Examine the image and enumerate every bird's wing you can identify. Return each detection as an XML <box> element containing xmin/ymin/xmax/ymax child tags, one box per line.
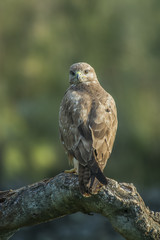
<box><xmin>88</xmin><ymin>95</ymin><xmax>118</xmax><ymax>170</ymax></box>
<box><xmin>59</xmin><ymin>89</ymin><xmax>92</xmax><ymax>166</ymax></box>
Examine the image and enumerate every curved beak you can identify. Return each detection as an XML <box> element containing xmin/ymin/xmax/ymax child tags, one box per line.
<box><xmin>76</xmin><ymin>71</ymin><xmax>83</xmax><ymax>81</ymax></box>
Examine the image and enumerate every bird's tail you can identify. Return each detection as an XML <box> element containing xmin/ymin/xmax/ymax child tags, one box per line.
<box><xmin>78</xmin><ymin>161</ymin><xmax>107</xmax><ymax>197</ymax></box>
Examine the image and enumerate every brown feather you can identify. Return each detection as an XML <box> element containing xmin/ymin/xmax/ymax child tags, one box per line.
<box><xmin>59</xmin><ymin>62</ymin><xmax>118</xmax><ymax>196</ymax></box>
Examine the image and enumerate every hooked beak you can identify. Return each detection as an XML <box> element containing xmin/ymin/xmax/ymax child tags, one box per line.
<box><xmin>76</xmin><ymin>71</ymin><xmax>83</xmax><ymax>81</ymax></box>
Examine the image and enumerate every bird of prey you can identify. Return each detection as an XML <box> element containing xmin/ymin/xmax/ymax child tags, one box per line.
<box><xmin>59</xmin><ymin>62</ymin><xmax>118</xmax><ymax>197</ymax></box>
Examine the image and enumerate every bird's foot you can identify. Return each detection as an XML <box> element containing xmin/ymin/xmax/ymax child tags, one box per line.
<box><xmin>82</xmin><ymin>192</ymin><xmax>91</xmax><ymax>198</ymax></box>
<box><xmin>89</xmin><ymin>180</ymin><xmax>103</xmax><ymax>195</ymax></box>
<box><xmin>64</xmin><ymin>168</ymin><xmax>77</xmax><ymax>174</ymax></box>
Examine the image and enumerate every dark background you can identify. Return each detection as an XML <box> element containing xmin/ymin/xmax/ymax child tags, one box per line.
<box><xmin>0</xmin><ymin>0</ymin><xmax>160</xmax><ymax>239</ymax></box>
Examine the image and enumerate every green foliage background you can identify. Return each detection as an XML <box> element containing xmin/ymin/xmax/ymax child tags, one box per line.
<box><xmin>0</xmin><ymin>0</ymin><xmax>160</xmax><ymax>189</ymax></box>
<box><xmin>0</xmin><ymin>0</ymin><xmax>160</xmax><ymax>238</ymax></box>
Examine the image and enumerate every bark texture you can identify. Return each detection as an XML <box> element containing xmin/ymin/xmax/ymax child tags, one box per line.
<box><xmin>0</xmin><ymin>173</ymin><xmax>160</xmax><ymax>240</ymax></box>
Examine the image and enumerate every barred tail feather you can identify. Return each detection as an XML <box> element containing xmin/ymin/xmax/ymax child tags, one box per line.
<box><xmin>78</xmin><ymin>161</ymin><xmax>107</xmax><ymax>197</ymax></box>
<box><xmin>78</xmin><ymin>164</ymin><xmax>91</xmax><ymax>197</ymax></box>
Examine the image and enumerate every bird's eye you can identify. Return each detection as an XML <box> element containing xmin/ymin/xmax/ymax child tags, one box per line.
<box><xmin>84</xmin><ymin>69</ymin><xmax>89</xmax><ymax>74</ymax></box>
<box><xmin>70</xmin><ymin>70</ymin><xmax>75</xmax><ymax>76</ymax></box>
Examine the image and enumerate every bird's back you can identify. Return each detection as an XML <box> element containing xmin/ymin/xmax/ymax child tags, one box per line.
<box><xmin>59</xmin><ymin>62</ymin><xmax>118</xmax><ymax>196</ymax></box>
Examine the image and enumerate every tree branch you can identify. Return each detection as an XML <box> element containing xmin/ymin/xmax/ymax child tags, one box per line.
<box><xmin>0</xmin><ymin>173</ymin><xmax>160</xmax><ymax>240</ymax></box>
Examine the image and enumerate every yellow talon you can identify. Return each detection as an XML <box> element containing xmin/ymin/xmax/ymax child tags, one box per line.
<box><xmin>64</xmin><ymin>168</ymin><xmax>77</xmax><ymax>174</ymax></box>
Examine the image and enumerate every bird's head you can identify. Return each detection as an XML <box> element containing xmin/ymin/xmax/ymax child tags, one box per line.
<box><xmin>69</xmin><ymin>62</ymin><xmax>98</xmax><ymax>85</ymax></box>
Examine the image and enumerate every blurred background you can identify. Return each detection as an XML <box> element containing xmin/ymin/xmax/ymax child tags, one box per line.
<box><xmin>0</xmin><ymin>0</ymin><xmax>160</xmax><ymax>239</ymax></box>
